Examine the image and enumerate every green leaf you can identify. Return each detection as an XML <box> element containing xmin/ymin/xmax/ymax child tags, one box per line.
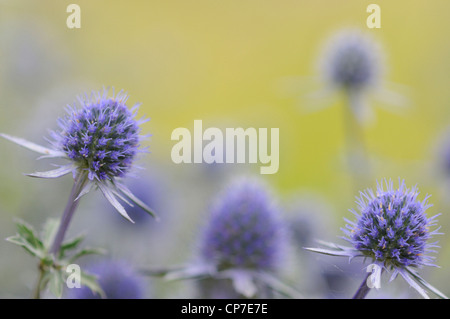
<box><xmin>42</xmin><ymin>218</ymin><xmax>60</xmax><ymax>250</ymax></box>
<box><xmin>49</xmin><ymin>270</ymin><xmax>64</xmax><ymax>299</ymax></box>
<box><xmin>15</xmin><ymin>220</ymin><xmax>44</xmax><ymax>251</ymax></box>
<box><xmin>5</xmin><ymin>235</ymin><xmax>43</xmax><ymax>258</ymax></box>
<box><xmin>69</xmin><ymin>247</ymin><xmax>106</xmax><ymax>263</ymax></box>
<box><xmin>80</xmin><ymin>271</ymin><xmax>105</xmax><ymax>299</ymax></box>
<box><xmin>59</xmin><ymin>235</ymin><xmax>85</xmax><ymax>259</ymax></box>
<box><xmin>39</xmin><ymin>270</ymin><xmax>52</xmax><ymax>293</ymax></box>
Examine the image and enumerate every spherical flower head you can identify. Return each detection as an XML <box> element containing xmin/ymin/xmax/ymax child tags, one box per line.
<box><xmin>319</xmin><ymin>29</ymin><xmax>382</xmax><ymax>91</ymax></box>
<box><xmin>53</xmin><ymin>89</ymin><xmax>145</xmax><ymax>181</ymax></box>
<box><xmin>201</xmin><ymin>179</ymin><xmax>285</xmax><ymax>271</ymax></box>
<box><xmin>67</xmin><ymin>260</ymin><xmax>146</xmax><ymax>299</ymax></box>
<box><xmin>344</xmin><ymin>179</ymin><xmax>441</xmax><ymax>269</ymax></box>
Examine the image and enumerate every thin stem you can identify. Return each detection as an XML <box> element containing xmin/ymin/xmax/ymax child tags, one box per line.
<box><xmin>352</xmin><ymin>267</ymin><xmax>384</xmax><ymax>299</ymax></box>
<box><xmin>342</xmin><ymin>90</ymin><xmax>371</xmax><ymax>192</ymax></box>
<box><xmin>33</xmin><ymin>264</ymin><xmax>45</xmax><ymax>299</ymax></box>
<box><xmin>352</xmin><ymin>272</ymin><xmax>372</xmax><ymax>299</ymax></box>
<box><xmin>49</xmin><ymin>171</ymin><xmax>88</xmax><ymax>255</ymax></box>
<box><xmin>33</xmin><ymin>172</ymin><xmax>88</xmax><ymax>299</ymax></box>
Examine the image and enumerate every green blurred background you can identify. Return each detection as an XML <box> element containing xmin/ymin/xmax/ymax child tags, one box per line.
<box><xmin>0</xmin><ymin>0</ymin><xmax>449</xmax><ymax>298</ymax></box>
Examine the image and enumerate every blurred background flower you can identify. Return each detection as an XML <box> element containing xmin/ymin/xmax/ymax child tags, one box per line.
<box><xmin>200</xmin><ymin>178</ymin><xmax>285</xmax><ymax>272</ymax></box>
<box><xmin>66</xmin><ymin>259</ymin><xmax>148</xmax><ymax>299</ymax></box>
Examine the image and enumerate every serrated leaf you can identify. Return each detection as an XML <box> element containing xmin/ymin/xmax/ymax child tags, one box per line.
<box><xmin>80</xmin><ymin>271</ymin><xmax>105</xmax><ymax>299</ymax></box>
<box><xmin>59</xmin><ymin>235</ymin><xmax>85</xmax><ymax>259</ymax></box>
<box><xmin>15</xmin><ymin>220</ymin><xmax>44</xmax><ymax>251</ymax></box>
<box><xmin>68</xmin><ymin>247</ymin><xmax>106</xmax><ymax>263</ymax></box>
<box><xmin>5</xmin><ymin>235</ymin><xmax>43</xmax><ymax>258</ymax></box>
<box><xmin>49</xmin><ymin>270</ymin><xmax>64</xmax><ymax>299</ymax></box>
<box><xmin>42</xmin><ymin>219</ymin><xmax>60</xmax><ymax>250</ymax></box>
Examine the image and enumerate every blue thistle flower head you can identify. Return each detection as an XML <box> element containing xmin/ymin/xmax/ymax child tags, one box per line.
<box><xmin>0</xmin><ymin>88</ymin><xmax>157</xmax><ymax>222</ymax></box>
<box><xmin>200</xmin><ymin>178</ymin><xmax>284</xmax><ymax>271</ymax></box>
<box><xmin>343</xmin><ymin>179</ymin><xmax>441</xmax><ymax>269</ymax></box>
<box><xmin>51</xmin><ymin>89</ymin><xmax>145</xmax><ymax>182</ymax></box>
<box><xmin>320</xmin><ymin>29</ymin><xmax>382</xmax><ymax>91</ymax></box>
<box><xmin>68</xmin><ymin>260</ymin><xmax>146</xmax><ymax>299</ymax></box>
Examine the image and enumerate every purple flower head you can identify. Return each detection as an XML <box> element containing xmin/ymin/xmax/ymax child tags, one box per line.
<box><xmin>320</xmin><ymin>29</ymin><xmax>382</xmax><ymax>91</ymax></box>
<box><xmin>343</xmin><ymin>179</ymin><xmax>441</xmax><ymax>269</ymax></box>
<box><xmin>0</xmin><ymin>88</ymin><xmax>157</xmax><ymax>223</ymax></box>
<box><xmin>201</xmin><ymin>178</ymin><xmax>285</xmax><ymax>271</ymax></box>
<box><xmin>67</xmin><ymin>260</ymin><xmax>146</xmax><ymax>299</ymax></box>
<box><xmin>53</xmin><ymin>89</ymin><xmax>144</xmax><ymax>182</ymax></box>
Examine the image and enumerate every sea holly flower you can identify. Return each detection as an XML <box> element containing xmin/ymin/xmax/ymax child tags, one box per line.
<box><xmin>143</xmin><ymin>178</ymin><xmax>300</xmax><ymax>298</ymax></box>
<box><xmin>314</xmin><ymin>29</ymin><xmax>407</xmax><ymax>125</ymax></box>
<box><xmin>305</xmin><ymin>179</ymin><xmax>447</xmax><ymax>299</ymax></box>
<box><xmin>1</xmin><ymin>88</ymin><xmax>157</xmax><ymax>298</ymax></box>
<box><xmin>320</xmin><ymin>29</ymin><xmax>382</xmax><ymax>93</ymax></box>
<box><xmin>200</xmin><ymin>179</ymin><xmax>284</xmax><ymax>272</ymax></box>
<box><xmin>66</xmin><ymin>260</ymin><xmax>146</xmax><ymax>299</ymax></box>
<box><xmin>0</xmin><ymin>88</ymin><xmax>156</xmax><ymax>223</ymax></box>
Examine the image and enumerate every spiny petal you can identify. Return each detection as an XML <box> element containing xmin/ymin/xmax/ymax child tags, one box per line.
<box><xmin>26</xmin><ymin>164</ymin><xmax>75</xmax><ymax>179</ymax></box>
<box><xmin>97</xmin><ymin>182</ymin><xmax>134</xmax><ymax>223</ymax></box>
<box><xmin>0</xmin><ymin>133</ymin><xmax>66</xmax><ymax>158</ymax></box>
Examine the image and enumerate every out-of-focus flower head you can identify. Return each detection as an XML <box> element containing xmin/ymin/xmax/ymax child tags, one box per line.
<box><xmin>200</xmin><ymin>178</ymin><xmax>285</xmax><ymax>271</ymax></box>
<box><xmin>319</xmin><ymin>29</ymin><xmax>382</xmax><ymax>92</ymax></box>
<box><xmin>67</xmin><ymin>260</ymin><xmax>146</xmax><ymax>299</ymax></box>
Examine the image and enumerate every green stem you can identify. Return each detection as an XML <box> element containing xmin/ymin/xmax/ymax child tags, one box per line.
<box><xmin>33</xmin><ymin>264</ymin><xmax>45</xmax><ymax>299</ymax></box>
<box><xmin>33</xmin><ymin>172</ymin><xmax>88</xmax><ymax>298</ymax></box>
<box><xmin>342</xmin><ymin>90</ymin><xmax>371</xmax><ymax>191</ymax></box>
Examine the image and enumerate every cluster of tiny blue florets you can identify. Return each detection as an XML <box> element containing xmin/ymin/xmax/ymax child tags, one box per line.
<box><xmin>343</xmin><ymin>180</ymin><xmax>440</xmax><ymax>268</ymax></box>
<box><xmin>201</xmin><ymin>179</ymin><xmax>284</xmax><ymax>271</ymax></box>
<box><xmin>52</xmin><ymin>90</ymin><xmax>143</xmax><ymax>181</ymax></box>
<box><xmin>321</xmin><ymin>30</ymin><xmax>381</xmax><ymax>90</ymax></box>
